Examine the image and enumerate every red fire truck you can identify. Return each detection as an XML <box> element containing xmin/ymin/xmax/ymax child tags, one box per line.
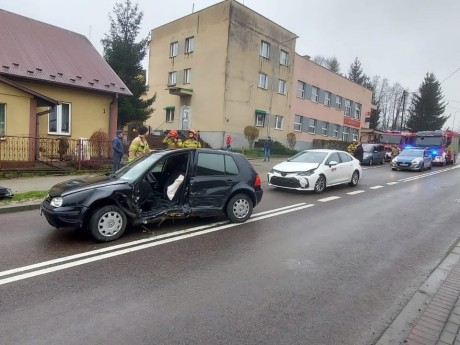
<box><xmin>414</xmin><ymin>130</ymin><xmax>460</xmax><ymax>165</ymax></box>
<box><xmin>379</xmin><ymin>131</ymin><xmax>416</xmax><ymax>159</ymax></box>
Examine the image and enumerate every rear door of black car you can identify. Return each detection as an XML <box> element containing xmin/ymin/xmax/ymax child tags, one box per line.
<box><xmin>188</xmin><ymin>152</ymin><xmax>240</xmax><ymax>209</ymax></box>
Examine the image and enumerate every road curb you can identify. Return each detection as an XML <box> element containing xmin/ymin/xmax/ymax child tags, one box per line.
<box><xmin>0</xmin><ymin>203</ymin><xmax>41</xmax><ymax>214</ymax></box>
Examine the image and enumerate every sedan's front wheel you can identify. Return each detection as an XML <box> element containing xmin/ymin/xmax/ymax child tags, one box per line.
<box><xmin>88</xmin><ymin>205</ymin><xmax>127</xmax><ymax>242</ymax></box>
<box><xmin>348</xmin><ymin>171</ymin><xmax>360</xmax><ymax>187</ymax></box>
<box><xmin>314</xmin><ymin>175</ymin><xmax>326</xmax><ymax>193</ymax></box>
<box><xmin>227</xmin><ymin>194</ymin><xmax>253</xmax><ymax>223</ymax></box>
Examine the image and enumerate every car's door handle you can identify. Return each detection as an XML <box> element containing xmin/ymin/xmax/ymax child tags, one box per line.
<box><xmin>226</xmin><ymin>179</ymin><xmax>233</xmax><ymax>185</ymax></box>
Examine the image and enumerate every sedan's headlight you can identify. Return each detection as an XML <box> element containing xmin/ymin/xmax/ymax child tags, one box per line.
<box><xmin>412</xmin><ymin>158</ymin><xmax>422</xmax><ymax>164</ymax></box>
<box><xmin>50</xmin><ymin>197</ymin><xmax>63</xmax><ymax>208</ymax></box>
<box><xmin>298</xmin><ymin>169</ymin><xmax>316</xmax><ymax>176</ymax></box>
<box><xmin>392</xmin><ymin>158</ymin><xmax>397</xmax><ymax>163</ymax></box>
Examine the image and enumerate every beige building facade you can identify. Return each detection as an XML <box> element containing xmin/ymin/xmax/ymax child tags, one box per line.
<box><xmin>145</xmin><ymin>0</ymin><xmax>372</xmax><ymax>150</ymax></box>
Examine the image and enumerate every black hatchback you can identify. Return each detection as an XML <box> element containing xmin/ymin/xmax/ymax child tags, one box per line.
<box><xmin>41</xmin><ymin>149</ymin><xmax>263</xmax><ymax>242</ymax></box>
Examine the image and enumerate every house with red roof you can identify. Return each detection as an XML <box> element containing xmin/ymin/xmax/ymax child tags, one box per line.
<box><xmin>0</xmin><ymin>9</ymin><xmax>131</xmax><ymax>168</ymax></box>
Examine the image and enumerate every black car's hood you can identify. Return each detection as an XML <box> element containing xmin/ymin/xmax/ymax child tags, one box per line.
<box><xmin>49</xmin><ymin>175</ymin><xmax>128</xmax><ymax>197</ymax></box>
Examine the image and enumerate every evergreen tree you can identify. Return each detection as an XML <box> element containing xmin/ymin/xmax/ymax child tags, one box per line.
<box><xmin>328</xmin><ymin>57</ymin><xmax>341</xmax><ymax>74</ymax></box>
<box><xmin>102</xmin><ymin>0</ymin><xmax>155</xmax><ymax>127</ymax></box>
<box><xmin>347</xmin><ymin>57</ymin><xmax>367</xmax><ymax>85</ymax></box>
<box><xmin>406</xmin><ymin>73</ymin><xmax>447</xmax><ymax>132</ymax></box>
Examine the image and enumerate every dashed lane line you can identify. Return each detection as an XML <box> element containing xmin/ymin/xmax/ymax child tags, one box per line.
<box><xmin>370</xmin><ymin>185</ymin><xmax>384</xmax><ymax>189</ymax></box>
<box><xmin>317</xmin><ymin>196</ymin><xmax>341</xmax><ymax>202</ymax></box>
<box><xmin>346</xmin><ymin>190</ymin><xmax>365</xmax><ymax>195</ymax></box>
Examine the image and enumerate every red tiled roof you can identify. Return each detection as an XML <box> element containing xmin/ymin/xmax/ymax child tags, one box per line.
<box><xmin>0</xmin><ymin>9</ymin><xmax>132</xmax><ymax>96</ymax></box>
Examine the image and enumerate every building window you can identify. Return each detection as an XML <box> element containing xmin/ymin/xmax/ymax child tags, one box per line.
<box><xmin>259</xmin><ymin>73</ymin><xmax>268</xmax><ymax>89</ymax></box>
<box><xmin>333</xmin><ymin>124</ymin><xmax>339</xmax><ymax>138</ymax></box>
<box><xmin>48</xmin><ymin>103</ymin><xmax>71</xmax><ymax>135</ymax></box>
<box><xmin>354</xmin><ymin>103</ymin><xmax>361</xmax><ymax>119</ymax></box>
<box><xmin>185</xmin><ymin>36</ymin><xmax>194</xmax><ymax>53</ymax></box>
<box><xmin>294</xmin><ymin>115</ymin><xmax>302</xmax><ymax>132</ymax></box>
<box><xmin>322</xmin><ymin>122</ymin><xmax>329</xmax><ymax>136</ymax></box>
<box><xmin>297</xmin><ymin>81</ymin><xmax>306</xmax><ymax>98</ymax></box>
<box><xmin>345</xmin><ymin>99</ymin><xmax>352</xmax><ymax>116</ymax></box>
<box><xmin>352</xmin><ymin>128</ymin><xmax>359</xmax><ymax>141</ymax></box>
<box><xmin>308</xmin><ymin>118</ymin><xmax>316</xmax><ymax>134</ymax></box>
<box><xmin>0</xmin><ymin>103</ymin><xmax>5</xmax><ymax>137</ymax></box>
<box><xmin>169</xmin><ymin>41</ymin><xmax>178</xmax><ymax>58</ymax></box>
<box><xmin>168</xmin><ymin>71</ymin><xmax>177</xmax><ymax>85</ymax></box>
<box><xmin>336</xmin><ymin>96</ymin><xmax>342</xmax><ymax>109</ymax></box>
<box><xmin>275</xmin><ymin>115</ymin><xmax>283</xmax><ymax>130</ymax></box>
<box><xmin>324</xmin><ymin>91</ymin><xmax>331</xmax><ymax>106</ymax></box>
<box><xmin>260</xmin><ymin>40</ymin><xmax>270</xmax><ymax>59</ymax></box>
<box><xmin>342</xmin><ymin>126</ymin><xmax>350</xmax><ymax>141</ymax></box>
<box><xmin>255</xmin><ymin>111</ymin><xmax>265</xmax><ymax>127</ymax></box>
<box><xmin>166</xmin><ymin>107</ymin><xmax>175</xmax><ymax>122</ymax></box>
<box><xmin>278</xmin><ymin>79</ymin><xmax>286</xmax><ymax>95</ymax></box>
<box><xmin>280</xmin><ymin>50</ymin><xmax>288</xmax><ymax>66</ymax></box>
<box><xmin>184</xmin><ymin>68</ymin><xmax>191</xmax><ymax>84</ymax></box>
<box><xmin>311</xmin><ymin>86</ymin><xmax>319</xmax><ymax>103</ymax></box>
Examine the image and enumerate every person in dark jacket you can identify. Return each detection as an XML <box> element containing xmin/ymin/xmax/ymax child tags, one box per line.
<box><xmin>112</xmin><ymin>130</ymin><xmax>124</xmax><ymax>171</ymax></box>
<box><xmin>263</xmin><ymin>136</ymin><xmax>273</xmax><ymax>162</ymax></box>
<box><xmin>353</xmin><ymin>141</ymin><xmax>364</xmax><ymax>163</ymax></box>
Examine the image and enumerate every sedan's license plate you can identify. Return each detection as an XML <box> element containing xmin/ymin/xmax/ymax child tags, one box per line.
<box><xmin>400</xmin><ymin>163</ymin><xmax>409</xmax><ymax>166</ymax></box>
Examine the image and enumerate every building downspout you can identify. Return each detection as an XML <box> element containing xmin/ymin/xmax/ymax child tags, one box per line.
<box><xmin>110</xmin><ymin>93</ymin><xmax>119</xmax><ymax>138</ymax></box>
<box><xmin>222</xmin><ymin>1</ymin><xmax>233</xmax><ymax>148</ymax></box>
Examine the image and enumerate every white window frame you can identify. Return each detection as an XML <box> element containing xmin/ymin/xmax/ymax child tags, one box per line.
<box><xmin>333</xmin><ymin>124</ymin><xmax>339</xmax><ymax>138</ymax></box>
<box><xmin>280</xmin><ymin>50</ymin><xmax>288</xmax><ymax>66</ymax></box>
<box><xmin>342</xmin><ymin>126</ymin><xmax>350</xmax><ymax>141</ymax></box>
<box><xmin>345</xmin><ymin>99</ymin><xmax>352</xmax><ymax>116</ymax></box>
<box><xmin>275</xmin><ymin>115</ymin><xmax>283</xmax><ymax>130</ymax></box>
<box><xmin>278</xmin><ymin>79</ymin><xmax>286</xmax><ymax>95</ymax></box>
<box><xmin>308</xmin><ymin>118</ymin><xmax>316</xmax><ymax>134</ymax></box>
<box><xmin>352</xmin><ymin>128</ymin><xmax>359</xmax><ymax>141</ymax></box>
<box><xmin>294</xmin><ymin>115</ymin><xmax>302</xmax><ymax>132</ymax></box>
<box><xmin>336</xmin><ymin>96</ymin><xmax>342</xmax><ymax>109</ymax></box>
<box><xmin>185</xmin><ymin>36</ymin><xmax>194</xmax><ymax>54</ymax></box>
<box><xmin>354</xmin><ymin>103</ymin><xmax>361</xmax><ymax>119</ymax></box>
<box><xmin>184</xmin><ymin>68</ymin><xmax>191</xmax><ymax>84</ymax></box>
<box><xmin>168</xmin><ymin>71</ymin><xmax>177</xmax><ymax>85</ymax></box>
<box><xmin>322</xmin><ymin>122</ymin><xmax>329</xmax><ymax>136</ymax></box>
<box><xmin>166</xmin><ymin>108</ymin><xmax>175</xmax><ymax>122</ymax></box>
<box><xmin>169</xmin><ymin>41</ymin><xmax>178</xmax><ymax>58</ymax></box>
<box><xmin>297</xmin><ymin>81</ymin><xmax>306</xmax><ymax>98</ymax></box>
<box><xmin>0</xmin><ymin>103</ymin><xmax>6</xmax><ymax>138</ymax></box>
<box><xmin>255</xmin><ymin>112</ymin><xmax>265</xmax><ymax>127</ymax></box>
<box><xmin>258</xmin><ymin>73</ymin><xmax>268</xmax><ymax>89</ymax></box>
<box><xmin>48</xmin><ymin>103</ymin><xmax>71</xmax><ymax>135</ymax></box>
<box><xmin>311</xmin><ymin>86</ymin><xmax>319</xmax><ymax>103</ymax></box>
<box><xmin>260</xmin><ymin>41</ymin><xmax>270</xmax><ymax>59</ymax></box>
<box><xmin>324</xmin><ymin>91</ymin><xmax>331</xmax><ymax>106</ymax></box>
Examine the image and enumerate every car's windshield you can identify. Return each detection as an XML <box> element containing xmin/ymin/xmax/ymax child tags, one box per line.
<box><xmin>362</xmin><ymin>144</ymin><xmax>376</xmax><ymax>152</ymax></box>
<box><xmin>399</xmin><ymin>149</ymin><xmax>423</xmax><ymax>157</ymax></box>
<box><xmin>115</xmin><ymin>152</ymin><xmax>166</xmax><ymax>182</ymax></box>
<box><xmin>415</xmin><ymin>136</ymin><xmax>443</xmax><ymax>147</ymax></box>
<box><xmin>288</xmin><ymin>151</ymin><xmax>328</xmax><ymax>163</ymax></box>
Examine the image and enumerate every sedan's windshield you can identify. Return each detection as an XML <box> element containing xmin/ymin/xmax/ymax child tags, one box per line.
<box><xmin>288</xmin><ymin>151</ymin><xmax>328</xmax><ymax>163</ymax></box>
<box><xmin>115</xmin><ymin>152</ymin><xmax>166</xmax><ymax>182</ymax></box>
<box><xmin>399</xmin><ymin>149</ymin><xmax>423</xmax><ymax>157</ymax></box>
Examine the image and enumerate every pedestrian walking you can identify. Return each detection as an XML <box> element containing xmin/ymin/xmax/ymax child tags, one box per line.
<box><xmin>128</xmin><ymin>126</ymin><xmax>150</xmax><ymax>162</ymax></box>
<box><xmin>112</xmin><ymin>129</ymin><xmax>124</xmax><ymax>171</ymax></box>
<box><xmin>263</xmin><ymin>136</ymin><xmax>273</xmax><ymax>162</ymax></box>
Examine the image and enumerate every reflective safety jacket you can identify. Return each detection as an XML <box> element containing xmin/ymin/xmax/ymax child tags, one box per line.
<box><xmin>163</xmin><ymin>137</ymin><xmax>183</xmax><ymax>149</ymax></box>
<box><xmin>182</xmin><ymin>139</ymin><xmax>202</xmax><ymax>148</ymax></box>
<box><xmin>347</xmin><ymin>143</ymin><xmax>357</xmax><ymax>154</ymax></box>
<box><xmin>128</xmin><ymin>136</ymin><xmax>150</xmax><ymax>162</ymax></box>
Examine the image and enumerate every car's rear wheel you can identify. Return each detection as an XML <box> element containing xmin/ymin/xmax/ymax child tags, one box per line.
<box><xmin>227</xmin><ymin>194</ymin><xmax>253</xmax><ymax>223</ymax></box>
<box><xmin>314</xmin><ymin>175</ymin><xmax>326</xmax><ymax>193</ymax></box>
<box><xmin>88</xmin><ymin>205</ymin><xmax>127</xmax><ymax>242</ymax></box>
<box><xmin>348</xmin><ymin>171</ymin><xmax>359</xmax><ymax>187</ymax></box>
<box><xmin>368</xmin><ymin>158</ymin><xmax>373</xmax><ymax>166</ymax></box>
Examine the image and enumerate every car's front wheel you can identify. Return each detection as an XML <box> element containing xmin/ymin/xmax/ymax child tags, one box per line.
<box><xmin>227</xmin><ymin>193</ymin><xmax>253</xmax><ymax>223</ymax></box>
<box><xmin>314</xmin><ymin>175</ymin><xmax>326</xmax><ymax>193</ymax></box>
<box><xmin>348</xmin><ymin>171</ymin><xmax>360</xmax><ymax>187</ymax></box>
<box><xmin>88</xmin><ymin>205</ymin><xmax>127</xmax><ymax>242</ymax></box>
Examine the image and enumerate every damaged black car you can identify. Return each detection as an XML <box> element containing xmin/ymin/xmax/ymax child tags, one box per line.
<box><xmin>41</xmin><ymin>148</ymin><xmax>263</xmax><ymax>242</ymax></box>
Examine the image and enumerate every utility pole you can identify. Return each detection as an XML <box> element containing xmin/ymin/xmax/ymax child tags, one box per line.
<box><xmin>400</xmin><ymin>90</ymin><xmax>407</xmax><ymax>130</ymax></box>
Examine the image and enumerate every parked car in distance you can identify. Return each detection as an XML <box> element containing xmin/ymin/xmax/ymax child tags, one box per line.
<box><xmin>41</xmin><ymin>148</ymin><xmax>263</xmax><ymax>242</ymax></box>
<box><xmin>362</xmin><ymin>143</ymin><xmax>386</xmax><ymax>165</ymax></box>
<box><xmin>267</xmin><ymin>149</ymin><xmax>362</xmax><ymax>193</ymax></box>
<box><xmin>390</xmin><ymin>148</ymin><xmax>432</xmax><ymax>171</ymax></box>
<box><xmin>0</xmin><ymin>186</ymin><xmax>13</xmax><ymax>199</ymax></box>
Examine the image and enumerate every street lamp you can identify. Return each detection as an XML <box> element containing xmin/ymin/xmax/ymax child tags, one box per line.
<box><xmin>267</xmin><ymin>35</ymin><xmax>299</xmax><ymax>137</ymax></box>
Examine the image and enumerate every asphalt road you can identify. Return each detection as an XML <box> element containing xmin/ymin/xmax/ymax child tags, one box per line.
<box><xmin>1</xmin><ymin>162</ymin><xmax>460</xmax><ymax>345</ymax></box>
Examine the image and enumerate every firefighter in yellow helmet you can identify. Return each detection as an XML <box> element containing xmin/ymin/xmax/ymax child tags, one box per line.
<box><xmin>182</xmin><ymin>129</ymin><xmax>202</xmax><ymax>148</ymax></box>
<box><xmin>162</xmin><ymin>129</ymin><xmax>183</xmax><ymax>149</ymax></box>
<box><xmin>128</xmin><ymin>126</ymin><xmax>150</xmax><ymax>162</ymax></box>
<box><xmin>347</xmin><ymin>139</ymin><xmax>357</xmax><ymax>154</ymax></box>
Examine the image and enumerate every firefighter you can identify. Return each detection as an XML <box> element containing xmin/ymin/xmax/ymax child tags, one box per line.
<box><xmin>182</xmin><ymin>129</ymin><xmax>202</xmax><ymax>148</ymax></box>
<box><xmin>128</xmin><ymin>126</ymin><xmax>150</xmax><ymax>162</ymax></box>
<box><xmin>391</xmin><ymin>145</ymin><xmax>399</xmax><ymax>159</ymax></box>
<box><xmin>162</xmin><ymin>129</ymin><xmax>183</xmax><ymax>149</ymax></box>
<box><xmin>347</xmin><ymin>139</ymin><xmax>357</xmax><ymax>154</ymax></box>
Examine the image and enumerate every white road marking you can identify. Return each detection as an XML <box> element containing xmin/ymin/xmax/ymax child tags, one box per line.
<box><xmin>317</xmin><ymin>196</ymin><xmax>340</xmax><ymax>202</ymax></box>
<box><xmin>346</xmin><ymin>190</ymin><xmax>365</xmax><ymax>195</ymax></box>
<box><xmin>387</xmin><ymin>182</ymin><xmax>399</xmax><ymax>185</ymax></box>
<box><xmin>370</xmin><ymin>185</ymin><xmax>384</xmax><ymax>189</ymax></box>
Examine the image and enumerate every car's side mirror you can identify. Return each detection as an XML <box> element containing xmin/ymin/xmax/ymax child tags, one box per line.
<box><xmin>329</xmin><ymin>160</ymin><xmax>338</xmax><ymax>167</ymax></box>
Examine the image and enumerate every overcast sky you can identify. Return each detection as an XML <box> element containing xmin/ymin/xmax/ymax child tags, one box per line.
<box><xmin>1</xmin><ymin>0</ymin><xmax>460</xmax><ymax>128</ymax></box>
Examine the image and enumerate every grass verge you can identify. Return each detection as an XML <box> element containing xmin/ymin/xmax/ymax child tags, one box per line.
<box><xmin>0</xmin><ymin>191</ymin><xmax>48</xmax><ymax>205</ymax></box>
